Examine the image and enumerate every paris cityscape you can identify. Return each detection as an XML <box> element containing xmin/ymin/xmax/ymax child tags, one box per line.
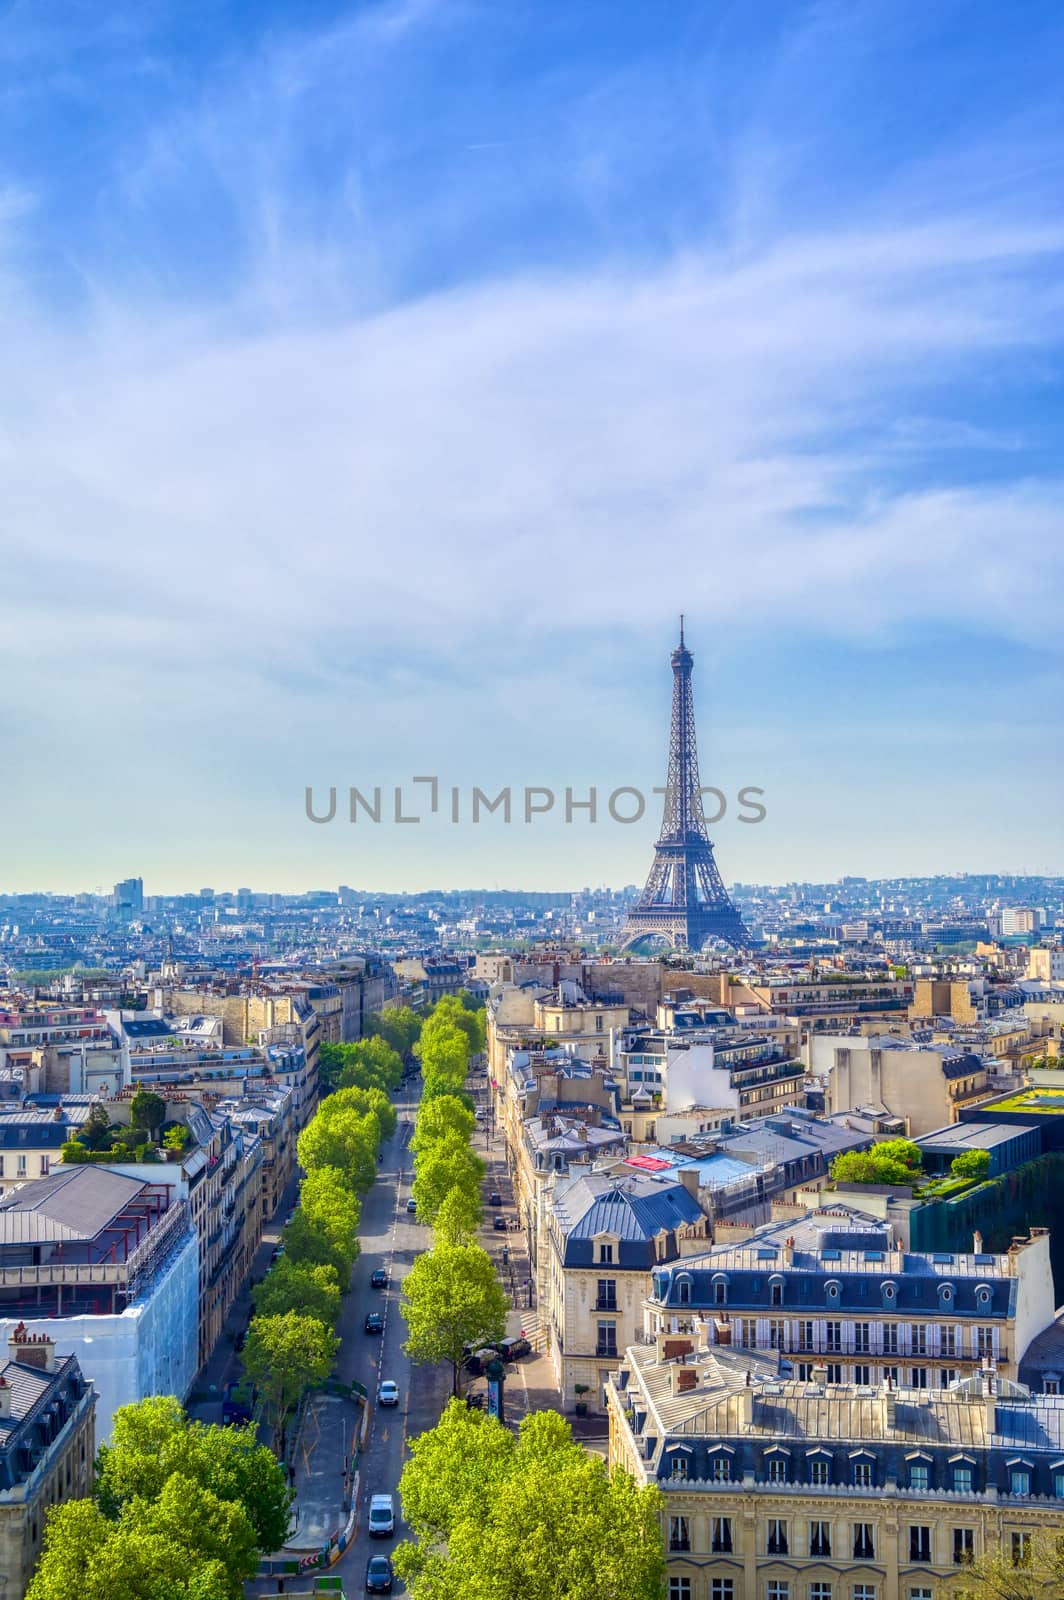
<box><xmin>3</xmin><ymin>4</ymin><xmax>1064</xmax><ymax>1600</ymax></box>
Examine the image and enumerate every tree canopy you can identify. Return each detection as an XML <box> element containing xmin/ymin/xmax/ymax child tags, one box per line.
<box><xmin>945</xmin><ymin>1532</ymin><xmax>1064</xmax><ymax>1598</ymax></box>
<box><xmin>410</xmin><ymin>1093</ymin><xmax>476</xmax><ymax>1154</ymax></box>
<box><xmin>394</xmin><ymin>1404</ymin><xmax>666</xmax><ymax>1600</ymax></box>
<box><xmin>432</xmin><ymin>1185</ymin><xmax>483</xmax><ymax>1247</ymax></box>
<box><xmin>96</xmin><ymin>1395</ymin><xmax>292</xmax><ymax>1552</ymax></box>
<box><xmin>402</xmin><ymin>1242</ymin><xmax>509</xmax><ymax>1394</ymax></box>
<box><xmin>281</xmin><ymin>1166</ymin><xmax>361</xmax><ymax>1278</ymax></box>
<box><xmin>241</xmin><ymin>1311</ymin><xmax>337</xmax><ymax>1453</ymax></box>
<box><xmin>253</xmin><ymin>1255</ymin><xmax>342</xmax><ymax>1328</ymax></box>
<box><xmin>831</xmin><ymin>1138</ymin><xmax>923</xmax><ymax>1187</ymax></box>
<box><xmin>297</xmin><ymin>1105</ymin><xmax>380</xmax><ymax>1191</ymax></box>
<box><xmin>369</xmin><ymin>1005</ymin><xmax>422</xmax><ymax>1058</ymax></box>
<box><xmin>28</xmin><ymin>1395</ymin><xmax>292</xmax><ymax>1600</ymax></box>
<box><xmin>412</xmin><ymin>1130</ymin><xmax>486</xmax><ymax>1226</ymax></box>
<box><xmin>950</xmin><ymin>1148</ymin><xmax>991</xmax><ymax>1180</ymax></box>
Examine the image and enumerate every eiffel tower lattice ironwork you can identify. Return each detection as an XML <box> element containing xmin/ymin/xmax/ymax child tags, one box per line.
<box><xmin>619</xmin><ymin>621</ymin><xmax>754</xmax><ymax>953</ymax></box>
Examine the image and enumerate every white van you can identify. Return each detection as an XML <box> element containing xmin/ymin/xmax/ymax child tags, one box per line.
<box><xmin>368</xmin><ymin>1493</ymin><xmax>395</xmax><ymax>1537</ymax></box>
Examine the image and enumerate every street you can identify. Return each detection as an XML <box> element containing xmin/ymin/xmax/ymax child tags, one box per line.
<box><xmin>250</xmin><ymin>1076</ymin><xmax>451</xmax><ymax>1595</ymax></box>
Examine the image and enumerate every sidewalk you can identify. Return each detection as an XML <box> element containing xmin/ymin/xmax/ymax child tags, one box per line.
<box><xmin>285</xmin><ymin>1390</ymin><xmax>360</xmax><ymax>1551</ymax></box>
<box><xmin>187</xmin><ymin>1172</ymin><xmax>301</xmax><ymax>1428</ymax></box>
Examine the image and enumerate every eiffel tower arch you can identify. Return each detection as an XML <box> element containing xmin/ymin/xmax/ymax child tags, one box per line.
<box><xmin>619</xmin><ymin>623</ymin><xmax>755</xmax><ymax>954</ymax></box>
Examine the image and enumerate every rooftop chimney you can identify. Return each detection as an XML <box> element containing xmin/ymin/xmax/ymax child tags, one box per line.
<box><xmin>8</xmin><ymin>1322</ymin><xmax>56</xmax><ymax>1374</ymax></box>
<box><xmin>973</xmin><ymin>1229</ymin><xmax>984</xmax><ymax>1255</ymax></box>
<box><xmin>882</xmin><ymin>1373</ymin><xmax>896</xmax><ymax>1429</ymax></box>
<box><xmin>811</xmin><ymin>1359</ymin><xmax>829</xmax><ymax>1386</ymax></box>
<box><xmin>0</xmin><ymin>1374</ymin><xmax>11</xmax><ymax>1419</ymax></box>
<box><xmin>783</xmin><ymin>1236</ymin><xmax>795</xmax><ymax>1267</ymax></box>
<box><xmin>740</xmin><ymin>1369</ymin><xmax>754</xmax><ymax>1424</ymax></box>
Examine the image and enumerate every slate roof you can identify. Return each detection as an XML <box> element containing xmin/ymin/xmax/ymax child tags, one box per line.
<box><xmin>649</xmin><ymin>1206</ymin><xmax>1018</xmax><ymax>1317</ymax></box>
<box><xmin>553</xmin><ymin>1171</ymin><xmax>706</xmax><ymax>1268</ymax></box>
<box><xmin>0</xmin><ymin>1166</ymin><xmax>146</xmax><ymax>1245</ymax></box>
<box><xmin>616</xmin><ymin>1342</ymin><xmax>1064</xmax><ymax>1495</ymax></box>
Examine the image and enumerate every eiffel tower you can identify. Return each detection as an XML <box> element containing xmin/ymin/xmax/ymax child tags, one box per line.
<box><xmin>619</xmin><ymin>622</ymin><xmax>754</xmax><ymax>953</ymax></box>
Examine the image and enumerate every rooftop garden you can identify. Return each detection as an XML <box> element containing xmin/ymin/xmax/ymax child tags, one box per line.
<box><xmin>61</xmin><ymin>1090</ymin><xmax>192</xmax><ymax>1165</ymax></box>
<box><xmin>988</xmin><ymin>1088</ymin><xmax>1064</xmax><ymax>1114</ymax></box>
<box><xmin>829</xmin><ymin>1139</ymin><xmax>990</xmax><ymax>1196</ymax></box>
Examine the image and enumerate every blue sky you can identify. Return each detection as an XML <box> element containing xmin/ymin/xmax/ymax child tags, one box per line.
<box><xmin>1</xmin><ymin>0</ymin><xmax>1062</xmax><ymax>893</ymax></box>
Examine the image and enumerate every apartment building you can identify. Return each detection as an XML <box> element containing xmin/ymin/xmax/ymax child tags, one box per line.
<box><xmin>544</xmin><ymin>1168</ymin><xmax>710</xmax><ymax>1411</ymax></box>
<box><xmin>0</xmin><ymin>1102</ymin><xmax>96</xmax><ymax>1196</ymax></box>
<box><xmin>642</xmin><ymin>1210</ymin><xmax>1055</xmax><ymax>1388</ymax></box>
<box><xmin>607</xmin><ymin>1338</ymin><xmax>1064</xmax><ymax>1600</ymax></box>
<box><xmin>0</xmin><ymin>1327</ymin><xmax>96</xmax><ymax>1600</ymax></box>
<box><xmin>809</xmin><ymin>1036</ymin><xmax>992</xmax><ymax>1135</ymax></box>
<box><xmin>0</xmin><ymin>1166</ymin><xmax>198</xmax><ymax>1439</ymax></box>
<box><xmin>0</xmin><ymin>1002</ymin><xmax>129</xmax><ymax>1097</ymax></box>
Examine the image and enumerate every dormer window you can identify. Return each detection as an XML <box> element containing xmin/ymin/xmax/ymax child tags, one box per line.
<box><xmin>825</xmin><ymin>1279</ymin><xmax>842</xmax><ymax>1304</ymax></box>
<box><xmin>676</xmin><ymin>1275</ymin><xmax>692</xmax><ymax>1306</ymax></box>
<box><xmin>938</xmin><ymin>1283</ymin><xmax>955</xmax><ymax>1308</ymax></box>
<box><xmin>599</xmin><ymin>1242</ymin><xmax>614</xmax><ymax>1264</ymax></box>
<box><xmin>712</xmin><ymin>1273</ymin><xmax>728</xmax><ymax>1306</ymax></box>
<box><xmin>769</xmin><ymin>1275</ymin><xmax>785</xmax><ymax>1307</ymax></box>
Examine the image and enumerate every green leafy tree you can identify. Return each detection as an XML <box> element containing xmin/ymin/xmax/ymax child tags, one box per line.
<box><xmin>28</xmin><ymin>1476</ymin><xmax>259</xmax><ymax>1600</ymax></box>
<box><xmin>163</xmin><ymin>1123</ymin><xmax>190</xmax><ymax>1152</ymax></box>
<box><xmin>96</xmin><ymin>1394</ymin><xmax>293</xmax><ymax>1553</ymax></box>
<box><xmin>282</xmin><ymin>1166</ymin><xmax>361</xmax><ymax>1277</ymax></box>
<box><xmin>945</xmin><ymin>1532</ymin><xmax>1064</xmax><ymax>1598</ymax></box>
<box><xmin>317</xmin><ymin>1040</ymin><xmax>347</xmax><ymax>1094</ymax></box>
<box><xmin>394</xmin><ymin>1403</ymin><xmax>666</xmax><ymax>1600</ymax></box>
<box><xmin>412</xmin><ymin>1130</ymin><xmax>486</xmax><ymax>1226</ymax></box>
<box><xmin>419</xmin><ymin>1025</ymin><xmax>472</xmax><ymax>1100</ymax></box>
<box><xmin>831</xmin><ymin>1138</ymin><xmax>923</xmax><ymax>1187</ymax></box>
<box><xmin>80</xmin><ymin>1103</ymin><xmax>113</xmax><ymax>1151</ymax></box>
<box><xmin>432</xmin><ymin>1185</ymin><xmax>483</xmax><ymax>1247</ymax></box>
<box><xmin>335</xmin><ymin>1036</ymin><xmax>403</xmax><ymax>1094</ymax></box>
<box><xmin>327</xmin><ymin>1084</ymin><xmax>397</xmax><ymax>1141</ymax></box>
<box><xmin>369</xmin><ymin>1006</ymin><xmax>422</xmax><ymax>1058</ymax></box>
<box><xmin>411</xmin><ymin>1094</ymin><xmax>476</xmax><ymax>1154</ymax></box>
<box><xmin>241</xmin><ymin>1312</ymin><xmax>337</xmax><ymax>1454</ymax></box>
<box><xmin>129</xmin><ymin>1090</ymin><xmax>166</xmax><ymax>1139</ymax></box>
<box><xmin>297</xmin><ymin>1107</ymin><xmax>380</xmax><ymax>1191</ymax></box>
<box><xmin>950</xmin><ymin>1149</ymin><xmax>992</xmax><ymax>1180</ymax></box>
<box><xmin>402</xmin><ymin>1243</ymin><xmax>508</xmax><ymax>1394</ymax></box>
<box><xmin>253</xmin><ymin>1257</ymin><xmax>341</xmax><ymax>1328</ymax></box>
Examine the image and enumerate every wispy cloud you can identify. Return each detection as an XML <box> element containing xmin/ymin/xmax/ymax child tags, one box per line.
<box><xmin>1</xmin><ymin>0</ymin><xmax>1062</xmax><ymax>886</ymax></box>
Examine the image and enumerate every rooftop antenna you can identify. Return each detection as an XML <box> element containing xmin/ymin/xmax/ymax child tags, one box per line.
<box><xmin>679</xmin><ymin>612</ymin><xmax>685</xmax><ymax>647</ymax></box>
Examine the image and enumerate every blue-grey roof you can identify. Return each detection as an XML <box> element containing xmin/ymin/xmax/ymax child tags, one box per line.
<box><xmin>553</xmin><ymin>1172</ymin><xmax>705</xmax><ymax>1269</ymax></box>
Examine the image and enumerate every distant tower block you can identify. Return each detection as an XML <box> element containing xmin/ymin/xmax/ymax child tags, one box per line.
<box><xmin>619</xmin><ymin>621</ymin><xmax>754</xmax><ymax>953</ymax></box>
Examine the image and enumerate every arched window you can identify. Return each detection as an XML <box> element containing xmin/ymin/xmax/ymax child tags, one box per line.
<box><xmin>676</xmin><ymin>1275</ymin><xmax>692</xmax><ymax>1306</ymax></box>
<box><xmin>711</xmin><ymin>1273</ymin><xmax>728</xmax><ymax>1306</ymax></box>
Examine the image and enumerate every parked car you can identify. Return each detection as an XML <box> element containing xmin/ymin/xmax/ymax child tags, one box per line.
<box><xmin>463</xmin><ymin>1347</ymin><xmax>500</xmax><ymax>1376</ymax></box>
<box><xmin>493</xmin><ymin>1214</ymin><xmax>508</xmax><ymax>1231</ymax></box>
<box><xmin>475</xmin><ymin>1109</ymin><xmax>486</xmax><ymax>1121</ymax></box>
<box><xmin>365</xmin><ymin>1554</ymin><xmax>394</xmax><ymax>1592</ymax></box>
<box><xmin>378</xmin><ymin>1379</ymin><xmax>400</xmax><ymax>1406</ymax></box>
<box><xmin>498</xmin><ymin>1335</ymin><xmax>532</xmax><ymax>1361</ymax></box>
<box><xmin>269</xmin><ymin>1243</ymin><xmax>284</xmax><ymax>1264</ymax></box>
<box><xmin>368</xmin><ymin>1494</ymin><xmax>395</xmax><ymax>1538</ymax></box>
<box><xmin>221</xmin><ymin>1380</ymin><xmax>255</xmax><ymax>1426</ymax></box>
<box><xmin>488</xmin><ymin>1192</ymin><xmax>502</xmax><ymax>1206</ymax></box>
<box><xmin>370</xmin><ymin>1267</ymin><xmax>388</xmax><ymax>1288</ymax></box>
<box><xmin>364</xmin><ymin>1312</ymin><xmax>384</xmax><ymax>1334</ymax></box>
<box><xmin>406</xmin><ymin>1197</ymin><xmax>417</xmax><ymax>1214</ymax></box>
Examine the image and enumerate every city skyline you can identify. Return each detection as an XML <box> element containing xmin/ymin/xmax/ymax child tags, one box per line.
<box><xmin>2</xmin><ymin>0</ymin><xmax>1062</xmax><ymax>889</ymax></box>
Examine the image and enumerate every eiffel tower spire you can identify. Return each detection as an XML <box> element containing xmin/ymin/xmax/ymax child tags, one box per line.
<box><xmin>619</xmin><ymin>626</ymin><xmax>754</xmax><ymax>953</ymax></box>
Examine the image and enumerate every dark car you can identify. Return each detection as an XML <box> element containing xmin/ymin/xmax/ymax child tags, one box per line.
<box><xmin>365</xmin><ymin>1554</ymin><xmax>394</xmax><ymax>1593</ymax></box>
<box><xmin>370</xmin><ymin>1267</ymin><xmax>388</xmax><ymax>1288</ymax></box>
<box><xmin>364</xmin><ymin>1312</ymin><xmax>384</xmax><ymax>1334</ymax></box>
<box><xmin>498</xmin><ymin>1335</ymin><xmax>532</xmax><ymax>1361</ymax></box>
<box><xmin>488</xmin><ymin>1193</ymin><xmax>502</xmax><ymax>1206</ymax></box>
<box><xmin>493</xmin><ymin>1214</ymin><xmax>507</xmax><ymax>1231</ymax></box>
<box><xmin>463</xmin><ymin>1346</ymin><xmax>500</xmax><ymax>1376</ymax></box>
